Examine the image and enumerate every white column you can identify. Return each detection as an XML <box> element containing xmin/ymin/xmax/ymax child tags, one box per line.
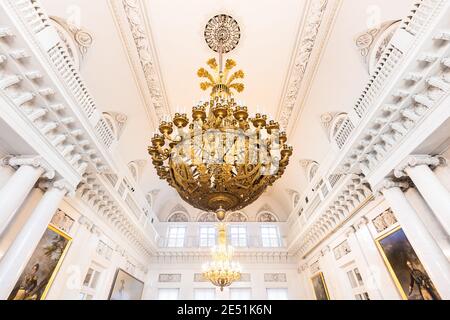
<box><xmin>380</xmin><ymin>180</ymin><xmax>450</xmax><ymax>299</ymax></box>
<box><xmin>346</xmin><ymin>224</ymin><xmax>383</xmax><ymax>300</ymax></box>
<box><xmin>352</xmin><ymin>219</ymin><xmax>401</xmax><ymax>300</ymax></box>
<box><xmin>0</xmin><ymin>180</ymin><xmax>71</xmax><ymax>300</ymax></box>
<box><xmin>297</xmin><ymin>262</ymin><xmax>315</xmax><ymax>300</ymax></box>
<box><xmin>318</xmin><ymin>246</ymin><xmax>352</xmax><ymax>300</ymax></box>
<box><xmin>97</xmin><ymin>245</ymin><xmax>124</xmax><ymax>300</ymax></box>
<box><xmin>0</xmin><ymin>156</ymin><xmax>53</xmax><ymax>235</ymax></box>
<box><xmin>395</xmin><ymin>155</ymin><xmax>450</xmax><ymax>236</ymax></box>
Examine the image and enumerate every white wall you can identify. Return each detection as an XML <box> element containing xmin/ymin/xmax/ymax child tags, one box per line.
<box><xmin>143</xmin><ymin>264</ymin><xmax>303</xmax><ymax>300</ymax></box>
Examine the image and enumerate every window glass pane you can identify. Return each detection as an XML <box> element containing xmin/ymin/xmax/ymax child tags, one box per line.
<box><xmin>158</xmin><ymin>288</ymin><xmax>179</xmax><ymax>300</ymax></box>
<box><xmin>90</xmin><ymin>270</ymin><xmax>100</xmax><ymax>289</ymax></box>
<box><xmin>354</xmin><ymin>268</ymin><xmax>364</xmax><ymax>286</ymax></box>
<box><xmin>230</xmin><ymin>226</ymin><xmax>247</xmax><ymax>247</ymax></box>
<box><xmin>266</xmin><ymin>288</ymin><xmax>288</xmax><ymax>300</ymax></box>
<box><xmin>261</xmin><ymin>226</ymin><xmax>280</xmax><ymax>248</ymax></box>
<box><xmin>229</xmin><ymin>288</ymin><xmax>252</xmax><ymax>300</ymax></box>
<box><xmin>167</xmin><ymin>227</ymin><xmax>186</xmax><ymax>248</ymax></box>
<box><xmin>346</xmin><ymin>271</ymin><xmax>357</xmax><ymax>288</ymax></box>
<box><xmin>199</xmin><ymin>226</ymin><xmax>216</xmax><ymax>247</ymax></box>
<box><xmin>194</xmin><ymin>288</ymin><xmax>216</xmax><ymax>300</ymax></box>
<box><xmin>83</xmin><ymin>268</ymin><xmax>94</xmax><ymax>287</ymax></box>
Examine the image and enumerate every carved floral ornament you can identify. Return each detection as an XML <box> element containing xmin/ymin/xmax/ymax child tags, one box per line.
<box><xmin>320</xmin><ymin>112</ymin><xmax>349</xmax><ymax>141</ymax></box>
<box><xmin>257</xmin><ymin>212</ymin><xmax>278</xmax><ymax>222</ymax></box>
<box><xmin>167</xmin><ymin>212</ymin><xmax>189</xmax><ymax>222</ymax></box>
<box><xmin>120</xmin><ymin>0</ymin><xmax>168</xmax><ymax>121</ymax></box>
<box><xmin>354</xmin><ymin>20</ymin><xmax>401</xmax><ymax>74</ymax></box>
<box><xmin>372</xmin><ymin>209</ymin><xmax>398</xmax><ymax>233</ymax></box>
<box><xmin>278</xmin><ymin>0</ymin><xmax>329</xmax><ymax>130</ymax></box>
<box><xmin>50</xmin><ymin>16</ymin><xmax>93</xmax><ymax>70</ymax></box>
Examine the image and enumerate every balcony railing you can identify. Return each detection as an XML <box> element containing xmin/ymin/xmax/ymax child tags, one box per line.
<box><xmin>157</xmin><ymin>236</ymin><xmax>288</xmax><ymax>250</ymax></box>
<box><xmin>286</xmin><ymin>0</ymin><xmax>447</xmax><ymax>254</ymax></box>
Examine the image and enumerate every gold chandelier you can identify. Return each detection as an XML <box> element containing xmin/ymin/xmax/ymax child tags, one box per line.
<box><xmin>202</xmin><ymin>223</ymin><xmax>241</xmax><ymax>291</ymax></box>
<box><xmin>148</xmin><ymin>14</ymin><xmax>293</xmax><ymax>216</ymax></box>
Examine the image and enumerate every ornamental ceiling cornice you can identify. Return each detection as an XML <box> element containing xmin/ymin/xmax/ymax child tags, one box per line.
<box><xmin>276</xmin><ymin>0</ymin><xmax>341</xmax><ymax>134</ymax></box>
<box><xmin>109</xmin><ymin>0</ymin><xmax>171</xmax><ymax>130</ymax></box>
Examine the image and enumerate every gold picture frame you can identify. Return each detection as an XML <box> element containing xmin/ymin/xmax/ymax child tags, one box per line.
<box><xmin>375</xmin><ymin>226</ymin><xmax>441</xmax><ymax>300</ymax></box>
<box><xmin>310</xmin><ymin>272</ymin><xmax>330</xmax><ymax>300</ymax></box>
<box><xmin>108</xmin><ymin>268</ymin><xmax>145</xmax><ymax>300</ymax></box>
<box><xmin>8</xmin><ymin>224</ymin><xmax>72</xmax><ymax>300</ymax></box>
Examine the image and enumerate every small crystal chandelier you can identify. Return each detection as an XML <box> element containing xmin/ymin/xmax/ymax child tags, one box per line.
<box><xmin>202</xmin><ymin>223</ymin><xmax>241</xmax><ymax>291</ymax></box>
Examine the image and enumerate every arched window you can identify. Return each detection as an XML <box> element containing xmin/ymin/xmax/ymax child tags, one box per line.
<box><xmin>257</xmin><ymin>212</ymin><xmax>278</xmax><ymax>222</ymax></box>
<box><xmin>307</xmin><ymin>161</ymin><xmax>320</xmax><ymax>182</ymax></box>
<box><xmin>197</xmin><ymin>212</ymin><xmax>218</xmax><ymax>222</ymax></box>
<box><xmin>128</xmin><ymin>162</ymin><xmax>139</xmax><ymax>182</ymax></box>
<box><xmin>226</xmin><ymin>212</ymin><xmax>248</xmax><ymax>222</ymax></box>
<box><xmin>127</xmin><ymin>160</ymin><xmax>147</xmax><ymax>183</ymax></box>
<box><xmin>167</xmin><ymin>212</ymin><xmax>189</xmax><ymax>222</ymax></box>
<box><xmin>102</xmin><ymin>112</ymin><xmax>119</xmax><ymax>140</ymax></box>
<box><xmin>329</xmin><ymin>113</ymin><xmax>349</xmax><ymax>141</ymax></box>
<box><xmin>102</xmin><ymin>112</ymin><xmax>128</xmax><ymax>141</ymax></box>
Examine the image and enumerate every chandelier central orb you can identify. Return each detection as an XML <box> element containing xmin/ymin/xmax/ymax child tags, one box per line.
<box><xmin>148</xmin><ymin>14</ymin><xmax>293</xmax><ymax>216</ymax></box>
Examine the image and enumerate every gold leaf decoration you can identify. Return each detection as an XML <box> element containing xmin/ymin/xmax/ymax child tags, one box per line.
<box><xmin>207</xmin><ymin>58</ymin><xmax>218</xmax><ymax>71</ymax></box>
<box><xmin>225</xmin><ymin>59</ymin><xmax>236</xmax><ymax>70</ymax></box>
<box><xmin>227</xmin><ymin>70</ymin><xmax>245</xmax><ymax>86</ymax></box>
<box><xmin>229</xmin><ymin>83</ymin><xmax>245</xmax><ymax>93</ymax></box>
<box><xmin>200</xmin><ymin>82</ymin><xmax>212</xmax><ymax>91</ymax></box>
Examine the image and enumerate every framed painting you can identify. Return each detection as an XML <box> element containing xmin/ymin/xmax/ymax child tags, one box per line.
<box><xmin>8</xmin><ymin>224</ymin><xmax>72</xmax><ymax>300</ymax></box>
<box><xmin>108</xmin><ymin>269</ymin><xmax>144</xmax><ymax>300</ymax></box>
<box><xmin>376</xmin><ymin>226</ymin><xmax>441</xmax><ymax>300</ymax></box>
<box><xmin>311</xmin><ymin>272</ymin><xmax>330</xmax><ymax>300</ymax></box>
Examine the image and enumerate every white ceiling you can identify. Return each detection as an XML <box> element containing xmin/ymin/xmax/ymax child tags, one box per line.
<box><xmin>41</xmin><ymin>0</ymin><xmax>416</xmax><ymax>221</ymax></box>
<box><xmin>144</xmin><ymin>0</ymin><xmax>305</xmax><ymax>117</ymax></box>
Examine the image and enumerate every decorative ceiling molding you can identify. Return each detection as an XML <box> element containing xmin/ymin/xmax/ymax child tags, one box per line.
<box><xmin>50</xmin><ymin>16</ymin><xmax>93</xmax><ymax>70</ymax></box>
<box><xmin>276</xmin><ymin>0</ymin><xmax>342</xmax><ymax>134</ymax></box>
<box><xmin>109</xmin><ymin>0</ymin><xmax>170</xmax><ymax>130</ymax></box>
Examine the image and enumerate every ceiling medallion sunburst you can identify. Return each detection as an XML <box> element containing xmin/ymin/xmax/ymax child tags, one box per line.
<box><xmin>148</xmin><ymin>14</ymin><xmax>293</xmax><ymax>217</ymax></box>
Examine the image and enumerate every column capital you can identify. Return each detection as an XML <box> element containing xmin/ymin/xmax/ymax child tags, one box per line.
<box><xmin>320</xmin><ymin>245</ymin><xmax>331</xmax><ymax>256</ymax></box>
<box><xmin>354</xmin><ymin>216</ymin><xmax>370</xmax><ymax>230</ymax></box>
<box><xmin>297</xmin><ymin>263</ymin><xmax>309</xmax><ymax>273</ymax></box>
<box><xmin>39</xmin><ymin>179</ymin><xmax>75</xmax><ymax>196</ymax></box>
<box><xmin>2</xmin><ymin>155</ymin><xmax>55</xmax><ymax>179</ymax></box>
<box><xmin>394</xmin><ymin>154</ymin><xmax>446</xmax><ymax>178</ymax></box>
<box><xmin>78</xmin><ymin>215</ymin><xmax>94</xmax><ymax>230</ymax></box>
<box><xmin>374</xmin><ymin>178</ymin><xmax>411</xmax><ymax>196</ymax></box>
<box><xmin>345</xmin><ymin>225</ymin><xmax>357</xmax><ymax>237</ymax></box>
<box><xmin>90</xmin><ymin>224</ymin><xmax>102</xmax><ymax>236</ymax></box>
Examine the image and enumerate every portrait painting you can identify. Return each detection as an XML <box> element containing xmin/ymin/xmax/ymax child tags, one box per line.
<box><xmin>311</xmin><ymin>272</ymin><xmax>330</xmax><ymax>300</ymax></box>
<box><xmin>108</xmin><ymin>269</ymin><xmax>144</xmax><ymax>300</ymax></box>
<box><xmin>8</xmin><ymin>224</ymin><xmax>72</xmax><ymax>300</ymax></box>
<box><xmin>376</xmin><ymin>227</ymin><xmax>441</xmax><ymax>300</ymax></box>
